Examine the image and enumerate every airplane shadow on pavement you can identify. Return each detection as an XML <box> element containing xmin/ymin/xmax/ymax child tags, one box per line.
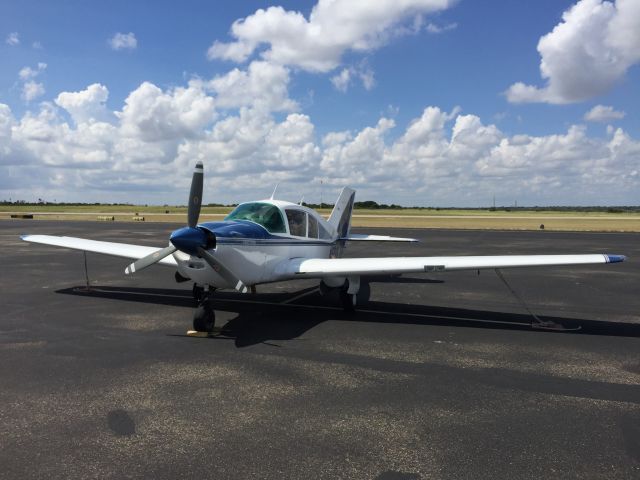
<box><xmin>56</xmin><ymin>282</ymin><xmax>640</xmax><ymax>348</ymax></box>
<box><xmin>56</xmin><ymin>284</ymin><xmax>640</xmax><ymax>406</ymax></box>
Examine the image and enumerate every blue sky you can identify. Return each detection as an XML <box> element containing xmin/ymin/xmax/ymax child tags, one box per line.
<box><xmin>1</xmin><ymin>0</ymin><xmax>639</xmax><ymax>206</ymax></box>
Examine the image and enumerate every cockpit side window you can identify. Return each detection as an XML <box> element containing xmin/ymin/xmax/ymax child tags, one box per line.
<box><xmin>308</xmin><ymin>215</ymin><xmax>318</xmax><ymax>238</ymax></box>
<box><xmin>285</xmin><ymin>209</ymin><xmax>307</xmax><ymax>237</ymax></box>
<box><xmin>225</xmin><ymin>202</ymin><xmax>287</xmax><ymax>233</ymax></box>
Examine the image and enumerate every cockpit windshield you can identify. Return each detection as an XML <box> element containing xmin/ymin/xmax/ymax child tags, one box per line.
<box><xmin>224</xmin><ymin>202</ymin><xmax>287</xmax><ymax>233</ymax></box>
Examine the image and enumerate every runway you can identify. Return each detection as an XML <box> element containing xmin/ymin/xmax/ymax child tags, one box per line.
<box><xmin>1</xmin><ymin>220</ymin><xmax>639</xmax><ymax>479</ymax></box>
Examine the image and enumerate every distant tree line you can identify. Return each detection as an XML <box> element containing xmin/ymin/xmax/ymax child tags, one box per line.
<box><xmin>302</xmin><ymin>200</ymin><xmax>403</xmax><ymax>209</ymax></box>
<box><xmin>301</xmin><ymin>200</ymin><xmax>640</xmax><ymax>213</ymax></box>
<box><xmin>2</xmin><ymin>199</ymin><xmax>639</xmax><ymax>213</ymax></box>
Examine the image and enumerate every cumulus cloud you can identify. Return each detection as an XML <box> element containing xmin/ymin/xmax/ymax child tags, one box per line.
<box><xmin>207</xmin><ymin>0</ymin><xmax>456</xmax><ymax>72</ymax></box>
<box><xmin>55</xmin><ymin>83</ymin><xmax>111</xmax><ymax>124</ymax></box>
<box><xmin>6</xmin><ymin>32</ymin><xmax>19</xmax><ymax>46</ymax></box>
<box><xmin>506</xmin><ymin>0</ymin><xmax>640</xmax><ymax>104</ymax></box>
<box><xmin>109</xmin><ymin>32</ymin><xmax>137</xmax><ymax>51</ymax></box>
<box><xmin>116</xmin><ymin>81</ymin><xmax>215</xmax><ymax>142</ymax></box>
<box><xmin>583</xmin><ymin>104</ymin><xmax>625</xmax><ymax>122</ymax></box>
<box><xmin>0</xmin><ymin>104</ymin><xmax>14</xmax><ymax>157</ymax></box>
<box><xmin>208</xmin><ymin>61</ymin><xmax>297</xmax><ymax>112</ymax></box>
<box><xmin>1</xmin><ymin>80</ymin><xmax>638</xmax><ymax>205</ymax></box>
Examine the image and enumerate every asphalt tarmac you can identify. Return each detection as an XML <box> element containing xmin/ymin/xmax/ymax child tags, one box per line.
<box><xmin>1</xmin><ymin>220</ymin><xmax>639</xmax><ymax>479</ymax></box>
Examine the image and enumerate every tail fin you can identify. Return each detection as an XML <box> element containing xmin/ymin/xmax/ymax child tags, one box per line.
<box><xmin>328</xmin><ymin>187</ymin><xmax>355</xmax><ymax>238</ymax></box>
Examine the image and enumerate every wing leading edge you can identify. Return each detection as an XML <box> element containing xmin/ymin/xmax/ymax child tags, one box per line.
<box><xmin>281</xmin><ymin>254</ymin><xmax>625</xmax><ymax>278</ymax></box>
<box><xmin>20</xmin><ymin>235</ymin><xmax>177</xmax><ymax>266</ymax></box>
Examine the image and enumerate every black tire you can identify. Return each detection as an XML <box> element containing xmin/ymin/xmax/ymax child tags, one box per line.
<box><xmin>319</xmin><ymin>280</ymin><xmax>331</xmax><ymax>297</ymax></box>
<box><xmin>193</xmin><ymin>304</ymin><xmax>215</xmax><ymax>332</ymax></box>
<box><xmin>340</xmin><ymin>289</ymin><xmax>356</xmax><ymax>313</ymax></box>
<box><xmin>356</xmin><ymin>281</ymin><xmax>371</xmax><ymax>305</ymax></box>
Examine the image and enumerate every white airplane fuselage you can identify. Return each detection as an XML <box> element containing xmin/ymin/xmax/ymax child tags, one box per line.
<box><xmin>174</xmin><ymin>199</ymin><xmax>339</xmax><ymax>289</ymax></box>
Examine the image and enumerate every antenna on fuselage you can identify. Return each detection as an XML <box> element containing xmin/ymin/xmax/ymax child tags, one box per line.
<box><xmin>298</xmin><ymin>195</ymin><xmax>304</xmax><ymax>205</ymax></box>
<box><xmin>270</xmin><ymin>183</ymin><xmax>279</xmax><ymax>200</ymax></box>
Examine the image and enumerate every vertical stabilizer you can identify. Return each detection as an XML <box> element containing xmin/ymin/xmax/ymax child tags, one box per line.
<box><xmin>328</xmin><ymin>187</ymin><xmax>356</xmax><ymax>238</ymax></box>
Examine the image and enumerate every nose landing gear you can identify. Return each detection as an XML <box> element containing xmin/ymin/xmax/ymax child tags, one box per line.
<box><xmin>192</xmin><ymin>285</ymin><xmax>216</xmax><ymax>333</ymax></box>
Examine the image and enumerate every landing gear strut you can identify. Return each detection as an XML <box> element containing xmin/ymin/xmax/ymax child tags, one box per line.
<box><xmin>192</xmin><ymin>284</ymin><xmax>205</xmax><ymax>305</ymax></box>
<box><xmin>320</xmin><ymin>279</ymin><xmax>371</xmax><ymax>313</ymax></box>
<box><xmin>192</xmin><ymin>285</ymin><xmax>216</xmax><ymax>333</ymax></box>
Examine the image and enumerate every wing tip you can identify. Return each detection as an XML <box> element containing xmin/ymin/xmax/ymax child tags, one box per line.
<box><xmin>605</xmin><ymin>254</ymin><xmax>627</xmax><ymax>263</ymax></box>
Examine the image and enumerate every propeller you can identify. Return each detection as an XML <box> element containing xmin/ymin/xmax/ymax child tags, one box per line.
<box><xmin>124</xmin><ymin>161</ymin><xmax>247</xmax><ymax>292</ymax></box>
<box><xmin>124</xmin><ymin>244</ymin><xmax>177</xmax><ymax>274</ymax></box>
<box><xmin>197</xmin><ymin>247</ymin><xmax>248</xmax><ymax>293</ymax></box>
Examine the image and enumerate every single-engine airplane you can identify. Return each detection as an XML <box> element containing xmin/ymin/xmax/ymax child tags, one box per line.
<box><xmin>21</xmin><ymin>161</ymin><xmax>626</xmax><ymax>332</ymax></box>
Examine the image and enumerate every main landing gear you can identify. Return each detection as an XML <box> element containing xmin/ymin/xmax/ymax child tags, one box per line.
<box><xmin>320</xmin><ymin>279</ymin><xmax>371</xmax><ymax>313</ymax></box>
<box><xmin>192</xmin><ymin>284</ymin><xmax>216</xmax><ymax>333</ymax></box>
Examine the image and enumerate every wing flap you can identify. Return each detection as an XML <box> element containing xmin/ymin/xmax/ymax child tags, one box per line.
<box><xmin>20</xmin><ymin>235</ymin><xmax>177</xmax><ymax>266</ymax></box>
<box><xmin>281</xmin><ymin>254</ymin><xmax>624</xmax><ymax>277</ymax></box>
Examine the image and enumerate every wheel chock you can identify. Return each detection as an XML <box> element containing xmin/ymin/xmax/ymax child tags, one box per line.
<box><xmin>186</xmin><ymin>327</ymin><xmax>224</xmax><ymax>337</ymax></box>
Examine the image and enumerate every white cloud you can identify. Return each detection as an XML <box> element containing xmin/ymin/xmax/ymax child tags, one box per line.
<box><xmin>584</xmin><ymin>104</ymin><xmax>625</xmax><ymax>122</ymax></box>
<box><xmin>21</xmin><ymin>81</ymin><xmax>45</xmax><ymax>102</ymax></box>
<box><xmin>0</xmin><ymin>104</ymin><xmax>15</xmax><ymax>157</ymax></box>
<box><xmin>117</xmin><ymin>81</ymin><xmax>215</xmax><ymax>142</ymax></box>
<box><xmin>55</xmin><ymin>83</ymin><xmax>111</xmax><ymax>124</ymax></box>
<box><xmin>359</xmin><ymin>65</ymin><xmax>375</xmax><ymax>90</ymax></box>
<box><xmin>19</xmin><ymin>62</ymin><xmax>47</xmax><ymax>81</ymax></box>
<box><xmin>506</xmin><ymin>0</ymin><xmax>640</xmax><ymax>104</ymax></box>
<box><xmin>330</xmin><ymin>69</ymin><xmax>351</xmax><ymax>92</ymax></box>
<box><xmin>208</xmin><ymin>61</ymin><xmax>297</xmax><ymax>112</ymax></box>
<box><xmin>425</xmin><ymin>22</ymin><xmax>457</xmax><ymax>34</ymax></box>
<box><xmin>109</xmin><ymin>32</ymin><xmax>137</xmax><ymax>51</ymax></box>
<box><xmin>6</xmin><ymin>32</ymin><xmax>19</xmax><ymax>46</ymax></box>
<box><xmin>32</xmin><ymin>41</ymin><xmax>43</xmax><ymax>49</ymax></box>
<box><xmin>330</xmin><ymin>63</ymin><xmax>375</xmax><ymax>92</ymax></box>
<box><xmin>207</xmin><ymin>0</ymin><xmax>456</xmax><ymax>72</ymax></box>
<box><xmin>1</xmin><ymin>80</ymin><xmax>638</xmax><ymax>205</ymax></box>
<box><xmin>17</xmin><ymin>63</ymin><xmax>47</xmax><ymax>103</ymax></box>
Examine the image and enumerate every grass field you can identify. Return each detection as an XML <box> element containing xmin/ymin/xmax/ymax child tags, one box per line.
<box><xmin>2</xmin><ymin>205</ymin><xmax>639</xmax><ymax>232</ymax></box>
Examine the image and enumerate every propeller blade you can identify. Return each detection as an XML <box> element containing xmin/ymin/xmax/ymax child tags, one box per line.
<box><xmin>124</xmin><ymin>244</ymin><xmax>177</xmax><ymax>275</ymax></box>
<box><xmin>196</xmin><ymin>247</ymin><xmax>248</xmax><ymax>293</ymax></box>
<box><xmin>188</xmin><ymin>161</ymin><xmax>204</xmax><ymax>228</ymax></box>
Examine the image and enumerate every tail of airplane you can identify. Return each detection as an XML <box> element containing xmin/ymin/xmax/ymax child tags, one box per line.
<box><xmin>328</xmin><ymin>187</ymin><xmax>356</xmax><ymax>238</ymax></box>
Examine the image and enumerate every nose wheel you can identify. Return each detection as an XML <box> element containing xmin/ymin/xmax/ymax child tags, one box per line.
<box><xmin>192</xmin><ymin>286</ymin><xmax>216</xmax><ymax>333</ymax></box>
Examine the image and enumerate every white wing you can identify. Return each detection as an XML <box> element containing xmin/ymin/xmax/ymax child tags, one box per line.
<box><xmin>279</xmin><ymin>254</ymin><xmax>625</xmax><ymax>278</ymax></box>
<box><xmin>20</xmin><ymin>235</ymin><xmax>177</xmax><ymax>266</ymax></box>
